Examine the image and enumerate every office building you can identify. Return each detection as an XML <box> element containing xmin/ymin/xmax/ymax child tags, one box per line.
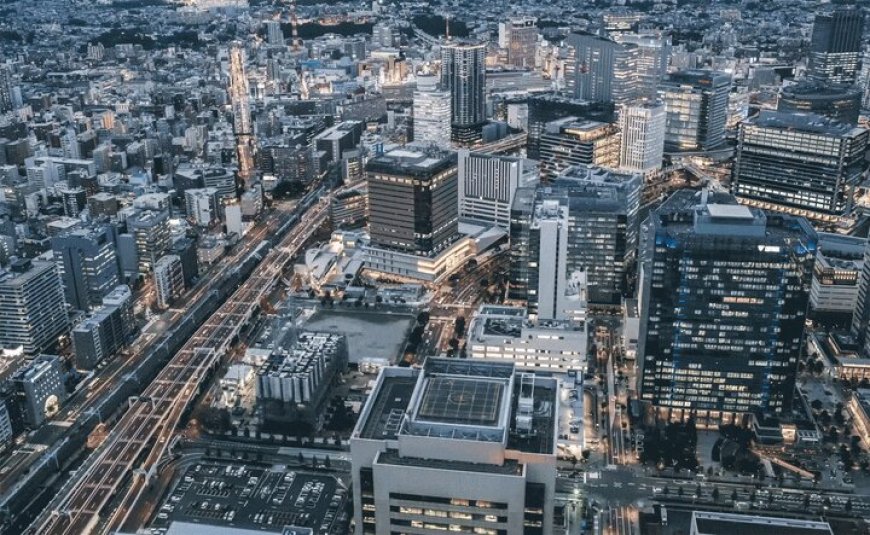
<box><xmin>366</xmin><ymin>146</ymin><xmax>459</xmax><ymax>255</ymax></box>
<box><xmin>441</xmin><ymin>40</ymin><xmax>487</xmax><ymax>144</ymax></box>
<box><xmin>457</xmin><ymin>150</ymin><xmax>539</xmax><ymax>228</ymax></box>
<box><xmin>265</xmin><ymin>20</ymin><xmax>284</xmax><ymax>46</ymax></box>
<box><xmin>851</xmin><ymin>235</ymin><xmax>870</xmax><ymax>354</ymax></box>
<box><xmin>412</xmin><ymin>75</ymin><xmax>451</xmax><ymax>147</ymax></box>
<box><xmin>564</xmin><ymin>32</ymin><xmax>637</xmax><ymax>103</ymax></box>
<box><xmin>500</xmin><ymin>18</ymin><xmax>538</xmax><ymax>69</ymax></box>
<box><xmin>526</xmin><ymin>93</ymin><xmax>614</xmax><ymax>160</ymax></box>
<box><xmin>313</xmin><ymin>121</ymin><xmax>364</xmax><ymax>165</ymax></box>
<box><xmin>732</xmin><ymin>111</ymin><xmax>868</xmax><ymax>223</ymax></box>
<box><xmin>658</xmin><ymin>69</ymin><xmax>731</xmax><ymax>151</ymax></box>
<box><xmin>176</xmin><ymin>166</ymin><xmax>237</xmax><ymax>203</ymax></box>
<box><xmin>51</xmin><ymin>226</ymin><xmax>121</xmax><ymax>312</ymax></box>
<box><xmin>184</xmin><ymin>187</ymin><xmax>220</xmax><ymax>227</ymax></box>
<box><xmin>808</xmin><ymin>6</ymin><xmax>865</xmax><ymax>85</ymax></box>
<box><xmin>637</xmin><ymin>191</ymin><xmax>816</xmax><ymax>420</ymax></box>
<box><xmin>614</xmin><ymin>33</ymin><xmax>671</xmax><ymax>99</ymax></box>
<box><xmin>126</xmin><ymin>209</ymin><xmax>171</xmax><ymax>274</ymax></box>
<box><xmin>617</xmin><ymin>100</ymin><xmax>666</xmax><ymax>176</ymax></box>
<box><xmin>467</xmin><ymin>304</ymin><xmax>586</xmax><ymax>373</ymax></box>
<box><xmin>153</xmin><ymin>254</ymin><xmax>184</xmax><ymax>310</ymax></box>
<box><xmin>689</xmin><ymin>511</ymin><xmax>833</xmax><ymax>535</ymax></box>
<box><xmin>538</xmin><ymin>117</ymin><xmax>620</xmax><ymax>181</ymax></box>
<box><xmin>72</xmin><ymin>299</ymin><xmax>130</xmax><ymax>370</ymax></box>
<box><xmin>778</xmin><ymin>80</ymin><xmax>862</xmax><ymax>125</ymax></box>
<box><xmin>10</xmin><ymin>355</ymin><xmax>67</xmax><ymax>428</ymax></box>
<box><xmin>0</xmin><ymin>66</ymin><xmax>13</xmax><ymax>113</ymax></box>
<box><xmin>541</xmin><ymin>165</ymin><xmax>642</xmax><ymax>305</ymax></box>
<box><xmin>0</xmin><ymin>259</ymin><xmax>70</xmax><ymax>356</ymax></box>
<box><xmin>351</xmin><ymin>358</ymin><xmax>558</xmax><ymax>535</ymax></box>
<box><xmin>810</xmin><ymin>234</ymin><xmax>863</xmax><ymax>319</ymax></box>
<box><xmin>508</xmin><ymin>187</ymin><xmax>536</xmax><ymax>302</ymax></box>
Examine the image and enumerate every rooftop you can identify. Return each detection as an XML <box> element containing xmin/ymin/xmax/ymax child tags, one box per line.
<box><xmin>691</xmin><ymin>511</ymin><xmax>833</xmax><ymax>535</ymax></box>
<box><xmin>750</xmin><ymin>110</ymin><xmax>860</xmax><ymax>136</ymax></box>
<box><xmin>416</xmin><ymin>376</ymin><xmax>505</xmax><ymax>427</ymax></box>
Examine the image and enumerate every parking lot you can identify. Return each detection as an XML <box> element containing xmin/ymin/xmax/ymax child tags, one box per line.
<box><xmin>150</xmin><ymin>462</ymin><xmax>349</xmax><ymax>534</ymax></box>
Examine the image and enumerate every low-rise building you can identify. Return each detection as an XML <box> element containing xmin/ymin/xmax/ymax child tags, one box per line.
<box><xmin>689</xmin><ymin>511</ymin><xmax>833</xmax><ymax>535</ymax></box>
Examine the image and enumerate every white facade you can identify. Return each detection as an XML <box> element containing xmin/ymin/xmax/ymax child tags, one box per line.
<box><xmin>458</xmin><ymin>150</ymin><xmax>538</xmax><ymax>229</ymax></box>
<box><xmin>185</xmin><ymin>187</ymin><xmax>219</xmax><ymax>227</ymax></box>
<box><xmin>363</xmin><ymin>236</ymin><xmax>474</xmax><ymax>283</ymax></box>
<box><xmin>224</xmin><ymin>201</ymin><xmax>244</xmax><ymax>237</ymax></box>
<box><xmin>153</xmin><ymin>254</ymin><xmax>183</xmax><ymax>310</ymax></box>
<box><xmin>413</xmin><ymin>75</ymin><xmax>451</xmax><ymax>147</ymax></box>
<box><xmin>468</xmin><ymin>304</ymin><xmax>587</xmax><ymax>372</ymax></box>
<box><xmin>811</xmin><ymin>249</ymin><xmax>861</xmax><ymax>314</ymax></box>
<box><xmin>531</xmin><ymin>201</ymin><xmax>588</xmax><ymax>322</ymax></box>
<box><xmin>618</xmin><ymin>100</ymin><xmax>666</xmax><ymax>175</ymax></box>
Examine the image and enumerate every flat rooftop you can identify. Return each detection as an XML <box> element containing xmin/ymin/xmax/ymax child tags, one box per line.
<box><xmin>692</xmin><ymin>511</ymin><xmax>833</xmax><ymax>535</ymax></box>
<box><xmin>152</xmin><ymin>462</ymin><xmax>348</xmax><ymax>535</ymax></box>
<box><xmin>416</xmin><ymin>377</ymin><xmax>505</xmax><ymax>426</ymax></box>
<box><xmin>359</xmin><ymin>374</ymin><xmax>418</xmax><ymax>440</ymax></box>
<box><xmin>304</xmin><ymin>310</ymin><xmax>414</xmax><ymax>364</ymax></box>
<box><xmin>751</xmin><ymin>110</ymin><xmax>859</xmax><ymax>136</ymax></box>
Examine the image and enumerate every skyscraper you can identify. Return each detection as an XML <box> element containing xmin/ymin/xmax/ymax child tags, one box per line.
<box><xmin>154</xmin><ymin>254</ymin><xmax>184</xmax><ymax>310</ymax></box>
<box><xmin>539</xmin><ymin>165</ymin><xmax>641</xmax><ymax>305</ymax></box>
<box><xmin>365</xmin><ymin>146</ymin><xmax>458</xmax><ymax>255</ymax></box>
<box><xmin>441</xmin><ymin>39</ymin><xmax>487</xmax><ymax>144</ymax></box>
<box><xmin>0</xmin><ymin>66</ymin><xmax>13</xmax><ymax>114</ymax></box>
<box><xmin>500</xmin><ymin>18</ymin><xmax>538</xmax><ymax>69</ymax></box>
<box><xmin>126</xmin><ymin>209</ymin><xmax>171</xmax><ymax>274</ymax></box>
<box><xmin>457</xmin><ymin>150</ymin><xmax>538</xmax><ymax>228</ymax></box>
<box><xmin>617</xmin><ymin>100</ymin><xmax>666</xmax><ymax>176</ymax></box>
<box><xmin>538</xmin><ymin>117</ymin><xmax>620</xmax><ymax>180</ymax></box>
<box><xmin>412</xmin><ymin>74</ymin><xmax>451</xmax><ymax>147</ymax></box>
<box><xmin>637</xmin><ymin>191</ymin><xmax>816</xmax><ymax>420</ymax></box>
<box><xmin>564</xmin><ymin>32</ymin><xmax>637</xmax><ymax>103</ymax></box>
<box><xmin>0</xmin><ymin>259</ymin><xmax>70</xmax><ymax>355</ymax></box>
<box><xmin>732</xmin><ymin>111</ymin><xmax>868</xmax><ymax>223</ymax></box>
<box><xmin>51</xmin><ymin>226</ymin><xmax>121</xmax><ymax>311</ymax></box>
<box><xmin>265</xmin><ymin>20</ymin><xmax>284</xmax><ymax>46</ymax></box>
<box><xmin>808</xmin><ymin>7</ymin><xmax>865</xmax><ymax>85</ymax></box>
<box><xmin>525</xmin><ymin>93</ymin><xmax>614</xmax><ymax>160</ymax></box>
<box><xmin>614</xmin><ymin>33</ymin><xmax>672</xmax><ymax>99</ymax></box>
<box><xmin>658</xmin><ymin>69</ymin><xmax>731</xmax><ymax>151</ymax></box>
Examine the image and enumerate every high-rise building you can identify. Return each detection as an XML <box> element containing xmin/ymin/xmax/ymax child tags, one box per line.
<box><xmin>732</xmin><ymin>111</ymin><xmax>869</xmax><ymax>223</ymax></box>
<box><xmin>72</xmin><ymin>287</ymin><xmax>133</xmax><ymax>370</ymax></box>
<box><xmin>564</xmin><ymin>32</ymin><xmax>637</xmax><ymax>103</ymax></box>
<box><xmin>366</xmin><ymin>146</ymin><xmax>459</xmax><ymax>255</ymax></box>
<box><xmin>778</xmin><ymin>80</ymin><xmax>862</xmax><ymax>125</ymax></box>
<box><xmin>508</xmin><ymin>187</ymin><xmax>536</xmax><ymax>302</ymax></box>
<box><xmin>0</xmin><ymin>66</ymin><xmax>13</xmax><ymax>114</ymax></box>
<box><xmin>658</xmin><ymin>69</ymin><xmax>731</xmax><ymax>151</ymax></box>
<box><xmin>809</xmin><ymin>234</ymin><xmax>863</xmax><ymax>320</ymax></box>
<box><xmin>51</xmin><ymin>226</ymin><xmax>121</xmax><ymax>311</ymax></box>
<box><xmin>0</xmin><ymin>259</ymin><xmax>70</xmax><ymax>356</ymax></box>
<box><xmin>265</xmin><ymin>20</ymin><xmax>284</xmax><ymax>46</ymax></box>
<box><xmin>614</xmin><ymin>33</ymin><xmax>671</xmax><ymax>99</ymax></box>
<box><xmin>500</xmin><ymin>18</ymin><xmax>538</xmax><ymax>69</ymax></box>
<box><xmin>457</xmin><ymin>150</ymin><xmax>539</xmax><ymax>228</ymax></box>
<box><xmin>412</xmin><ymin>74</ymin><xmax>451</xmax><ymax>147</ymax></box>
<box><xmin>637</xmin><ymin>191</ymin><xmax>816</xmax><ymax>420</ymax></box>
<box><xmin>538</xmin><ymin>117</ymin><xmax>620</xmax><ymax>180</ymax></box>
<box><xmin>184</xmin><ymin>187</ymin><xmax>221</xmax><ymax>227</ymax></box>
<box><xmin>153</xmin><ymin>254</ymin><xmax>184</xmax><ymax>310</ymax></box>
<box><xmin>441</xmin><ymin>40</ymin><xmax>487</xmax><ymax>144</ymax></box>
<box><xmin>526</xmin><ymin>93</ymin><xmax>614</xmax><ymax>160</ymax></box>
<box><xmin>126</xmin><ymin>209</ymin><xmax>171</xmax><ymax>274</ymax></box>
<box><xmin>541</xmin><ymin>165</ymin><xmax>641</xmax><ymax>305</ymax></box>
<box><xmin>808</xmin><ymin>6</ymin><xmax>865</xmax><ymax>85</ymax></box>
<box><xmin>618</xmin><ymin>100</ymin><xmax>666</xmax><ymax>176</ymax></box>
<box><xmin>351</xmin><ymin>358</ymin><xmax>558</xmax><ymax>535</ymax></box>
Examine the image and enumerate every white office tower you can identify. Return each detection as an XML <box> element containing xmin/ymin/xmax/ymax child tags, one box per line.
<box><xmin>153</xmin><ymin>254</ymin><xmax>183</xmax><ymax>310</ymax></box>
<box><xmin>458</xmin><ymin>150</ymin><xmax>539</xmax><ymax>229</ymax></box>
<box><xmin>265</xmin><ymin>20</ymin><xmax>284</xmax><ymax>46</ymax></box>
<box><xmin>224</xmin><ymin>201</ymin><xmax>244</xmax><ymax>236</ymax></box>
<box><xmin>351</xmin><ymin>358</ymin><xmax>558</xmax><ymax>535</ymax></box>
<box><xmin>618</xmin><ymin>100</ymin><xmax>666</xmax><ymax>176</ymax></box>
<box><xmin>413</xmin><ymin>74</ymin><xmax>451</xmax><ymax>147</ymax></box>
<box><xmin>614</xmin><ymin>33</ymin><xmax>672</xmax><ymax>99</ymax></box>
<box><xmin>184</xmin><ymin>187</ymin><xmax>220</xmax><ymax>227</ymax></box>
<box><xmin>529</xmin><ymin>200</ymin><xmax>588</xmax><ymax>321</ymax></box>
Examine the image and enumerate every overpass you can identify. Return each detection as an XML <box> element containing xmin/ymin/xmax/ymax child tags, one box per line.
<box><xmin>30</xmin><ymin>196</ymin><xmax>332</xmax><ymax>535</ymax></box>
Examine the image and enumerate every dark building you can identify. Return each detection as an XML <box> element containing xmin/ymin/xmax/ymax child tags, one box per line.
<box><xmin>778</xmin><ymin>81</ymin><xmax>862</xmax><ymax>125</ymax></box>
<box><xmin>526</xmin><ymin>93</ymin><xmax>615</xmax><ymax>160</ymax></box>
<box><xmin>51</xmin><ymin>226</ymin><xmax>121</xmax><ymax>311</ymax></box>
<box><xmin>508</xmin><ymin>187</ymin><xmax>537</xmax><ymax>301</ymax></box>
<box><xmin>637</xmin><ymin>191</ymin><xmax>816</xmax><ymax>420</ymax></box>
<box><xmin>564</xmin><ymin>32</ymin><xmax>636</xmax><ymax>103</ymax></box>
<box><xmin>441</xmin><ymin>40</ymin><xmax>487</xmax><ymax>145</ymax></box>
<box><xmin>732</xmin><ymin>111</ymin><xmax>868</xmax><ymax>222</ymax></box>
<box><xmin>171</xmin><ymin>237</ymin><xmax>199</xmax><ymax>288</ymax></box>
<box><xmin>366</xmin><ymin>147</ymin><xmax>459</xmax><ymax>255</ymax></box>
<box><xmin>809</xmin><ymin>6</ymin><xmax>865</xmax><ymax>85</ymax></box>
<box><xmin>658</xmin><ymin>69</ymin><xmax>731</xmax><ymax>151</ymax></box>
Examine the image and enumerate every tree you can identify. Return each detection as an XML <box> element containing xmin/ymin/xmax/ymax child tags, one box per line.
<box><xmin>711</xmin><ymin>487</ymin><xmax>720</xmax><ymax>501</ymax></box>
